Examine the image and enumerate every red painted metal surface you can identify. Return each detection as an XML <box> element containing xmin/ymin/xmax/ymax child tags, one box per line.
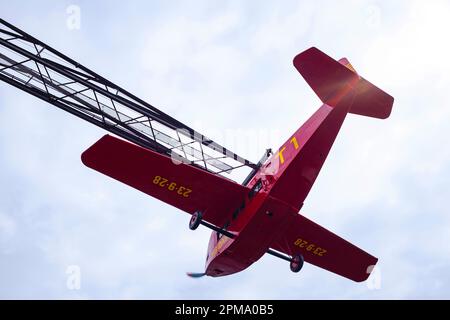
<box><xmin>205</xmin><ymin>195</ymin><xmax>297</xmax><ymax>276</ymax></box>
<box><xmin>295</xmin><ymin>47</ymin><xmax>394</xmax><ymax>119</ymax></box>
<box><xmin>81</xmin><ymin>47</ymin><xmax>393</xmax><ymax>282</ymax></box>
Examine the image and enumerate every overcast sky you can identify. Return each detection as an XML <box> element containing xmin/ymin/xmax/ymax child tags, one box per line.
<box><xmin>1</xmin><ymin>0</ymin><xmax>450</xmax><ymax>299</ymax></box>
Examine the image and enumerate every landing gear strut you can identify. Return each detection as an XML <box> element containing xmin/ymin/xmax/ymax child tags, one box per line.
<box><xmin>290</xmin><ymin>254</ymin><xmax>304</xmax><ymax>273</ymax></box>
<box><xmin>188</xmin><ymin>211</ymin><xmax>236</xmax><ymax>238</ymax></box>
<box><xmin>189</xmin><ymin>211</ymin><xmax>203</xmax><ymax>230</ymax></box>
<box><xmin>267</xmin><ymin>249</ymin><xmax>304</xmax><ymax>273</ymax></box>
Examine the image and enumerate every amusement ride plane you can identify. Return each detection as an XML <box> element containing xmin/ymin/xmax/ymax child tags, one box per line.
<box><xmin>0</xmin><ymin>18</ymin><xmax>393</xmax><ymax>282</ymax></box>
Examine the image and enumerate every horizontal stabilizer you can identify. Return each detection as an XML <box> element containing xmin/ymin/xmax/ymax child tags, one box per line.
<box><xmin>294</xmin><ymin>47</ymin><xmax>394</xmax><ymax>119</ymax></box>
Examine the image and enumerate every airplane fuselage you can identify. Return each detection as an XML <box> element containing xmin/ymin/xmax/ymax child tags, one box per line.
<box><xmin>204</xmin><ymin>102</ymin><xmax>345</xmax><ymax>276</ymax></box>
<box><xmin>205</xmin><ymin>176</ymin><xmax>298</xmax><ymax>276</ymax></box>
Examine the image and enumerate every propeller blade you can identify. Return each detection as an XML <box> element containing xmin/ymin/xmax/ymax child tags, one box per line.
<box><xmin>186</xmin><ymin>272</ymin><xmax>206</xmax><ymax>278</ymax></box>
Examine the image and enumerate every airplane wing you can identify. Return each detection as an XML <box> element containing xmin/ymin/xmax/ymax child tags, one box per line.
<box><xmin>81</xmin><ymin>134</ymin><xmax>249</xmax><ymax>227</ymax></box>
<box><xmin>270</xmin><ymin>213</ymin><xmax>377</xmax><ymax>282</ymax></box>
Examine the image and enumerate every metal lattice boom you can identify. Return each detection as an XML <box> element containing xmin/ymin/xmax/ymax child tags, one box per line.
<box><xmin>0</xmin><ymin>18</ymin><xmax>257</xmax><ymax>178</ymax></box>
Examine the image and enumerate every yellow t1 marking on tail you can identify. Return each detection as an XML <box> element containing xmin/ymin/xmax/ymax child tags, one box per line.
<box><xmin>276</xmin><ymin>147</ymin><xmax>286</xmax><ymax>164</ymax></box>
<box><xmin>290</xmin><ymin>136</ymin><xmax>299</xmax><ymax>149</ymax></box>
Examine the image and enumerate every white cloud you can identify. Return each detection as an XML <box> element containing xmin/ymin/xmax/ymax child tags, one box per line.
<box><xmin>1</xmin><ymin>0</ymin><xmax>450</xmax><ymax>299</ymax></box>
<box><xmin>0</xmin><ymin>213</ymin><xmax>16</xmax><ymax>242</ymax></box>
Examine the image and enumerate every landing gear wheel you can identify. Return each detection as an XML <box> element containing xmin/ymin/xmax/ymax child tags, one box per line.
<box><xmin>189</xmin><ymin>211</ymin><xmax>203</xmax><ymax>230</ymax></box>
<box><xmin>290</xmin><ymin>254</ymin><xmax>304</xmax><ymax>273</ymax></box>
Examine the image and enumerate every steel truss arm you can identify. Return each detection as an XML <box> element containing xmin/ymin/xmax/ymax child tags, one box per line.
<box><xmin>0</xmin><ymin>18</ymin><xmax>257</xmax><ymax>177</ymax></box>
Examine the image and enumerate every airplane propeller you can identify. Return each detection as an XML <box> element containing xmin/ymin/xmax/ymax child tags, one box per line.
<box><xmin>186</xmin><ymin>272</ymin><xmax>206</xmax><ymax>278</ymax></box>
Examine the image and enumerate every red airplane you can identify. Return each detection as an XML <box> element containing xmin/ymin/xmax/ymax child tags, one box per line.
<box><xmin>0</xmin><ymin>18</ymin><xmax>393</xmax><ymax>282</ymax></box>
<box><xmin>81</xmin><ymin>47</ymin><xmax>394</xmax><ymax>282</ymax></box>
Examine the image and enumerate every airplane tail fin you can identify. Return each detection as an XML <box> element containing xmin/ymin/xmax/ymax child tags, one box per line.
<box><xmin>293</xmin><ymin>47</ymin><xmax>394</xmax><ymax>119</ymax></box>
